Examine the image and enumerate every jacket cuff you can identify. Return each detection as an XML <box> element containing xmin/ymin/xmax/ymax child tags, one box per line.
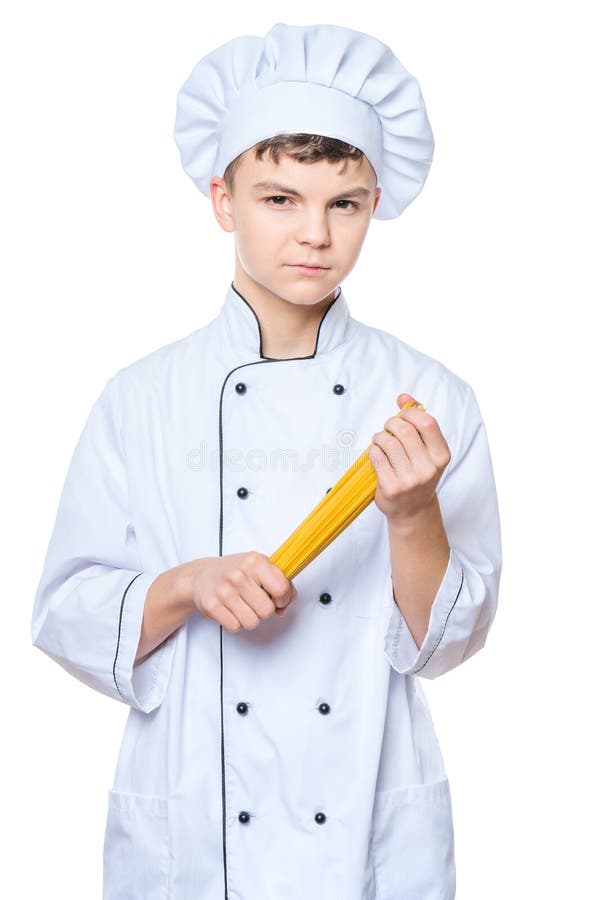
<box><xmin>383</xmin><ymin>546</ymin><xmax>465</xmax><ymax>678</ymax></box>
<box><xmin>113</xmin><ymin>571</ymin><xmax>176</xmax><ymax>714</ymax></box>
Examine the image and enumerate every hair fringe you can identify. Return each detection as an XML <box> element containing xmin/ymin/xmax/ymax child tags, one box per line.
<box><xmin>223</xmin><ymin>133</ymin><xmax>364</xmax><ymax>192</ymax></box>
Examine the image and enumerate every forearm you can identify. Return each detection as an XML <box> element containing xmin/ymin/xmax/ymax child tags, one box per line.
<box><xmin>387</xmin><ymin>497</ymin><xmax>450</xmax><ymax>651</ymax></box>
<box><xmin>134</xmin><ymin>563</ymin><xmax>197</xmax><ymax>664</ymax></box>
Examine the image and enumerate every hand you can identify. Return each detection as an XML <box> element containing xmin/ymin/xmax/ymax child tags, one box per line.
<box><xmin>367</xmin><ymin>392</ymin><xmax>451</xmax><ymax>526</ymax></box>
<box><xmin>187</xmin><ymin>552</ymin><xmax>298</xmax><ymax>633</ymax></box>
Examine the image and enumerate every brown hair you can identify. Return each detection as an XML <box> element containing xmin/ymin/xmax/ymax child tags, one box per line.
<box><xmin>223</xmin><ymin>133</ymin><xmax>365</xmax><ymax>195</ymax></box>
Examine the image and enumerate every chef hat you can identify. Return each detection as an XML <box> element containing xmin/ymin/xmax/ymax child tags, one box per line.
<box><xmin>173</xmin><ymin>22</ymin><xmax>435</xmax><ymax>220</ymax></box>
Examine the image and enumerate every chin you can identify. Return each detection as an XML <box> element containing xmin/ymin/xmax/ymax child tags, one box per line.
<box><xmin>278</xmin><ymin>274</ymin><xmax>337</xmax><ymax>301</ymax></box>
<box><xmin>283</xmin><ymin>290</ymin><xmax>335</xmax><ymax>308</ymax></box>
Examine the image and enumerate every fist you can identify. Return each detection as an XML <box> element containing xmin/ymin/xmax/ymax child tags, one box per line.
<box><xmin>367</xmin><ymin>392</ymin><xmax>451</xmax><ymax>524</ymax></box>
<box><xmin>187</xmin><ymin>551</ymin><xmax>298</xmax><ymax>633</ymax></box>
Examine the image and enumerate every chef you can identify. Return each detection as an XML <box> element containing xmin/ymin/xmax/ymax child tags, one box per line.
<box><xmin>31</xmin><ymin>22</ymin><xmax>502</xmax><ymax>900</ymax></box>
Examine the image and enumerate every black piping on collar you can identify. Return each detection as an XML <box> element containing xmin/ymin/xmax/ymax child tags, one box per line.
<box><xmin>229</xmin><ymin>281</ymin><xmax>342</xmax><ymax>360</ymax></box>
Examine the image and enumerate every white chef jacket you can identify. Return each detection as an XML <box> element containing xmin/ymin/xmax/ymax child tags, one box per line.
<box><xmin>31</xmin><ymin>281</ymin><xmax>502</xmax><ymax>900</ymax></box>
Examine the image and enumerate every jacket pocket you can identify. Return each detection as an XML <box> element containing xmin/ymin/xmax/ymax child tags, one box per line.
<box><xmin>103</xmin><ymin>789</ymin><xmax>170</xmax><ymax>900</ymax></box>
<box><xmin>371</xmin><ymin>777</ymin><xmax>456</xmax><ymax>900</ymax></box>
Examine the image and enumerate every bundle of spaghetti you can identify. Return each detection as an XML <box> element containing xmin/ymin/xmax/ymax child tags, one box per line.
<box><xmin>269</xmin><ymin>400</ymin><xmax>426</xmax><ymax>580</ymax></box>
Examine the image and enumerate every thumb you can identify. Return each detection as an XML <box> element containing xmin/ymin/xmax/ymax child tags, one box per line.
<box><xmin>397</xmin><ymin>393</ymin><xmax>417</xmax><ymax>408</ymax></box>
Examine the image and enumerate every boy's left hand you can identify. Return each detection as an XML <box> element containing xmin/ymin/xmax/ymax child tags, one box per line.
<box><xmin>368</xmin><ymin>393</ymin><xmax>452</xmax><ymax>526</ymax></box>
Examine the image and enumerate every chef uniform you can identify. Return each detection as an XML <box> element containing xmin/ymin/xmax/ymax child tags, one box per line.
<box><xmin>31</xmin><ymin>22</ymin><xmax>502</xmax><ymax>900</ymax></box>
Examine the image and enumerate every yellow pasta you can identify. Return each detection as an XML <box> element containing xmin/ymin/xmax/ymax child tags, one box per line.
<box><xmin>269</xmin><ymin>400</ymin><xmax>426</xmax><ymax>580</ymax></box>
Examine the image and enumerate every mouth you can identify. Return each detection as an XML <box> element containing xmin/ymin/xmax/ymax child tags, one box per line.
<box><xmin>290</xmin><ymin>264</ymin><xmax>330</xmax><ymax>275</ymax></box>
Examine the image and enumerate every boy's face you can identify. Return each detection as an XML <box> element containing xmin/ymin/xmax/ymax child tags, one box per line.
<box><xmin>210</xmin><ymin>147</ymin><xmax>382</xmax><ymax>307</ymax></box>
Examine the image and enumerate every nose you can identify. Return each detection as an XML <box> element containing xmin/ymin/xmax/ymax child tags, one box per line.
<box><xmin>295</xmin><ymin>209</ymin><xmax>331</xmax><ymax>248</ymax></box>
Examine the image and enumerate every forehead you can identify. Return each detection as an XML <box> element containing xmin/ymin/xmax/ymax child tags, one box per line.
<box><xmin>234</xmin><ymin>145</ymin><xmax>377</xmax><ymax>191</ymax></box>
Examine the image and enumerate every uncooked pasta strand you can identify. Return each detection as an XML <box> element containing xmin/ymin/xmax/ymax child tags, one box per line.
<box><xmin>270</xmin><ymin>400</ymin><xmax>425</xmax><ymax>580</ymax></box>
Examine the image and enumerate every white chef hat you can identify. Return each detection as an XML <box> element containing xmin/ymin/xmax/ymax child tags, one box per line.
<box><xmin>173</xmin><ymin>22</ymin><xmax>434</xmax><ymax>220</ymax></box>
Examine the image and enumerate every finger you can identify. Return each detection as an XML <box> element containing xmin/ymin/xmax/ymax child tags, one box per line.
<box><xmin>277</xmin><ymin>584</ymin><xmax>298</xmax><ymax>614</ymax></box>
<box><xmin>381</xmin><ymin>421</ymin><xmax>423</xmax><ymax>467</ymax></box>
<box><xmin>383</xmin><ymin>413</ymin><xmax>441</xmax><ymax>468</ymax></box>
<box><xmin>244</xmin><ymin>566</ymin><xmax>294</xmax><ymax>615</ymax></box>
<box><xmin>255</xmin><ymin>559</ymin><xmax>294</xmax><ymax>607</ymax></box>
<box><xmin>396</xmin><ymin>407</ymin><xmax>450</xmax><ymax>466</ymax></box>
<box><xmin>372</xmin><ymin>428</ymin><xmax>412</xmax><ymax>471</ymax></box>
<box><xmin>224</xmin><ymin>591</ymin><xmax>263</xmax><ymax>629</ymax></box>
<box><xmin>224</xmin><ymin>566</ymin><xmax>272</xmax><ymax>624</ymax></box>
<box><xmin>212</xmin><ymin>603</ymin><xmax>244</xmax><ymax>633</ymax></box>
<box><xmin>240</xmin><ymin>570</ymin><xmax>287</xmax><ymax>614</ymax></box>
<box><xmin>368</xmin><ymin>442</ymin><xmax>400</xmax><ymax>494</ymax></box>
<box><xmin>397</xmin><ymin>392</ymin><xmax>420</xmax><ymax>409</ymax></box>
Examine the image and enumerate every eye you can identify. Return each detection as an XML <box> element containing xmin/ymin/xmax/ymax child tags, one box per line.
<box><xmin>265</xmin><ymin>195</ymin><xmax>290</xmax><ymax>206</ymax></box>
<box><xmin>263</xmin><ymin>196</ymin><xmax>360</xmax><ymax>209</ymax></box>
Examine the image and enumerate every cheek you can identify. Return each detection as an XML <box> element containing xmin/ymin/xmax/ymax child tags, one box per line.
<box><xmin>236</xmin><ymin>217</ymin><xmax>268</xmax><ymax>253</ymax></box>
<box><xmin>241</xmin><ymin>210</ymin><xmax>289</xmax><ymax>250</ymax></box>
<box><xmin>335</xmin><ymin>218</ymin><xmax>370</xmax><ymax>251</ymax></box>
<box><xmin>235</xmin><ymin>219</ymin><xmax>288</xmax><ymax>275</ymax></box>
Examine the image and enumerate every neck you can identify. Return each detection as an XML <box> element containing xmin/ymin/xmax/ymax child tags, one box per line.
<box><xmin>232</xmin><ymin>269</ymin><xmax>338</xmax><ymax>359</ymax></box>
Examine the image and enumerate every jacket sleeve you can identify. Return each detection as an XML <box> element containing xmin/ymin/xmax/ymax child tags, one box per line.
<box><xmin>383</xmin><ymin>381</ymin><xmax>502</xmax><ymax>680</ymax></box>
<box><xmin>31</xmin><ymin>376</ymin><xmax>176</xmax><ymax>713</ymax></box>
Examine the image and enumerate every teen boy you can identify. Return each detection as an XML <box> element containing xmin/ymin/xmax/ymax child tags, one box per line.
<box><xmin>32</xmin><ymin>22</ymin><xmax>502</xmax><ymax>900</ymax></box>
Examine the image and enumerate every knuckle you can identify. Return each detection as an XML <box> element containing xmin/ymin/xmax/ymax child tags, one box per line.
<box><xmin>229</xmin><ymin>568</ymin><xmax>245</xmax><ymax>586</ymax></box>
<box><xmin>216</xmin><ymin>583</ymin><xmax>233</xmax><ymax>603</ymax></box>
<box><xmin>204</xmin><ymin>595</ymin><xmax>219</xmax><ymax>614</ymax></box>
<box><xmin>435</xmin><ymin>449</ymin><xmax>451</xmax><ymax>470</ymax></box>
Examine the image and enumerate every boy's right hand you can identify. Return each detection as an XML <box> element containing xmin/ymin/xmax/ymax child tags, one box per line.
<box><xmin>185</xmin><ymin>552</ymin><xmax>298</xmax><ymax>633</ymax></box>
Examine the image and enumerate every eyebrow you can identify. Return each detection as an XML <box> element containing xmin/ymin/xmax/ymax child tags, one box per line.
<box><xmin>252</xmin><ymin>179</ymin><xmax>372</xmax><ymax>199</ymax></box>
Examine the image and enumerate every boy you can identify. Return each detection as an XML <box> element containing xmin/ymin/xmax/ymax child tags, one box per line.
<box><xmin>31</xmin><ymin>22</ymin><xmax>502</xmax><ymax>900</ymax></box>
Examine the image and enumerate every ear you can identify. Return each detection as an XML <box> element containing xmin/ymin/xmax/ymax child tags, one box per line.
<box><xmin>210</xmin><ymin>177</ymin><xmax>235</xmax><ymax>233</ymax></box>
<box><xmin>372</xmin><ymin>186</ymin><xmax>382</xmax><ymax>214</ymax></box>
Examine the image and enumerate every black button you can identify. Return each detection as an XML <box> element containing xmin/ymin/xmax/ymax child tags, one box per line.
<box><xmin>318</xmin><ymin>703</ymin><xmax>330</xmax><ymax>715</ymax></box>
<box><xmin>235</xmin><ymin>382</ymin><xmax>247</xmax><ymax>394</ymax></box>
<box><xmin>237</xmin><ymin>487</ymin><xmax>249</xmax><ymax>499</ymax></box>
<box><xmin>315</xmin><ymin>812</ymin><xmax>327</xmax><ymax>824</ymax></box>
<box><xmin>236</xmin><ymin>702</ymin><xmax>249</xmax><ymax>715</ymax></box>
<box><xmin>333</xmin><ymin>384</ymin><xmax>345</xmax><ymax>395</ymax></box>
<box><xmin>238</xmin><ymin>811</ymin><xmax>250</xmax><ymax>824</ymax></box>
<box><xmin>319</xmin><ymin>592</ymin><xmax>332</xmax><ymax>605</ymax></box>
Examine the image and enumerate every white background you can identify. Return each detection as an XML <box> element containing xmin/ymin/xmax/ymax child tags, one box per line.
<box><xmin>2</xmin><ymin>1</ymin><xmax>598</xmax><ymax>897</ymax></box>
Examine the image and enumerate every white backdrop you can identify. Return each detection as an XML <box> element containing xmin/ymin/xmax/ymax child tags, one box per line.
<box><xmin>3</xmin><ymin>2</ymin><xmax>598</xmax><ymax>897</ymax></box>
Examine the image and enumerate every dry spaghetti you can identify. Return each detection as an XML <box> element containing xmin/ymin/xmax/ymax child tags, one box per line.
<box><xmin>269</xmin><ymin>400</ymin><xmax>426</xmax><ymax>580</ymax></box>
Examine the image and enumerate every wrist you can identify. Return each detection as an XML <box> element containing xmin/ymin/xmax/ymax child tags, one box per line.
<box><xmin>386</xmin><ymin>496</ymin><xmax>440</xmax><ymax>538</ymax></box>
<box><xmin>173</xmin><ymin>561</ymin><xmax>198</xmax><ymax>615</ymax></box>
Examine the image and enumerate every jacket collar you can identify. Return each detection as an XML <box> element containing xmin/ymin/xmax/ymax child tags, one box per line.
<box><xmin>220</xmin><ymin>281</ymin><xmax>350</xmax><ymax>361</ymax></box>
